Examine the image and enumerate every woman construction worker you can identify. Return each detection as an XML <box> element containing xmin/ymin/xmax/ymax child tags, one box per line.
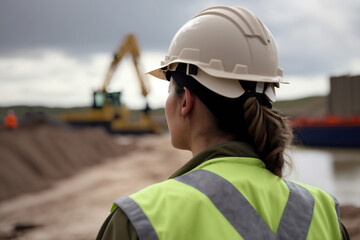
<box><xmin>97</xmin><ymin>6</ymin><xmax>349</xmax><ymax>239</ymax></box>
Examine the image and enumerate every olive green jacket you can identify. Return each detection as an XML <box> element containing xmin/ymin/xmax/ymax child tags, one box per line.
<box><xmin>96</xmin><ymin>141</ymin><xmax>349</xmax><ymax>240</ymax></box>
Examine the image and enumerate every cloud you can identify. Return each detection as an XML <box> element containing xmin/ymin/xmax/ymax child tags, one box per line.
<box><xmin>0</xmin><ymin>0</ymin><xmax>359</xmax><ymax>108</ymax></box>
<box><xmin>0</xmin><ymin>48</ymin><xmax>336</xmax><ymax>108</ymax></box>
<box><xmin>258</xmin><ymin>0</ymin><xmax>360</xmax><ymax>76</ymax></box>
<box><xmin>0</xmin><ymin>0</ymin><xmax>202</xmax><ymax>55</ymax></box>
<box><xmin>0</xmin><ymin>50</ymin><xmax>107</xmax><ymax>106</ymax></box>
<box><xmin>276</xmin><ymin>75</ymin><xmax>330</xmax><ymax>101</ymax></box>
<box><xmin>0</xmin><ymin>49</ymin><xmax>169</xmax><ymax>108</ymax></box>
<box><xmin>2</xmin><ymin>0</ymin><xmax>358</xmax><ymax>77</ymax></box>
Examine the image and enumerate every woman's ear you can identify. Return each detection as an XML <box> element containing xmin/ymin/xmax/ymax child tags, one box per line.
<box><xmin>181</xmin><ymin>87</ymin><xmax>195</xmax><ymax>117</ymax></box>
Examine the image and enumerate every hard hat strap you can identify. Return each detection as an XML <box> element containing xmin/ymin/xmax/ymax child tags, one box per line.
<box><xmin>240</xmin><ymin>81</ymin><xmax>272</xmax><ymax>109</ymax></box>
<box><xmin>245</xmin><ymin>92</ymin><xmax>272</xmax><ymax>109</ymax></box>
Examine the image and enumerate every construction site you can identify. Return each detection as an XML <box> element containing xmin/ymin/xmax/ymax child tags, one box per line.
<box><xmin>0</xmin><ymin>105</ymin><xmax>359</xmax><ymax>239</ymax></box>
<box><xmin>1</xmin><ymin>77</ymin><xmax>360</xmax><ymax>240</ymax></box>
<box><xmin>1</xmin><ymin>33</ymin><xmax>360</xmax><ymax>239</ymax></box>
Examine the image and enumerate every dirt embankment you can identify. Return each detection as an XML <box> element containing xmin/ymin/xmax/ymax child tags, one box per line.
<box><xmin>0</xmin><ymin>123</ymin><xmax>128</xmax><ymax>201</ymax></box>
<box><xmin>0</xmin><ymin>123</ymin><xmax>190</xmax><ymax>239</ymax></box>
<box><xmin>0</xmin><ymin>122</ymin><xmax>359</xmax><ymax>239</ymax></box>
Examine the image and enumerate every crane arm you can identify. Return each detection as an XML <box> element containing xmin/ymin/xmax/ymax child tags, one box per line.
<box><xmin>101</xmin><ymin>34</ymin><xmax>149</xmax><ymax>98</ymax></box>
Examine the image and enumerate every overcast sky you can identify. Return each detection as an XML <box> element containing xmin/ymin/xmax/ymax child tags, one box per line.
<box><xmin>0</xmin><ymin>0</ymin><xmax>359</xmax><ymax>108</ymax></box>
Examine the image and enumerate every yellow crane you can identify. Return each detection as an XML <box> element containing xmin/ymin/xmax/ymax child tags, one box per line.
<box><xmin>60</xmin><ymin>34</ymin><xmax>161</xmax><ymax>134</ymax></box>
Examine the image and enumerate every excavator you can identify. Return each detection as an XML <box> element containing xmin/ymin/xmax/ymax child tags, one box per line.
<box><xmin>60</xmin><ymin>34</ymin><xmax>161</xmax><ymax>134</ymax></box>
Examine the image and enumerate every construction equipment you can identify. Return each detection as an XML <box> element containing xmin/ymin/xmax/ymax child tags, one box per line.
<box><xmin>60</xmin><ymin>34</ymin><xmax>161</xmax><ymax>134</ymax></box>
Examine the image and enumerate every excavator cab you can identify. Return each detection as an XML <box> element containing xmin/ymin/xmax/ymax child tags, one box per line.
<box><xmin>92</xmin><ymin>91</ymin><xmax>121</xmax><ymax>109</ymax></box>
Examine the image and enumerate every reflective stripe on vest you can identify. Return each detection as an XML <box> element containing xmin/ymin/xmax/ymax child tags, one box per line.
<box><xmin>115</xmin><ymin>197</ymin><xmax>158</xmax><ymax>240</ymax></box>
<box><xmin>176</xmin><ymin>169</ymin><xmax>314</xmax><ymax>240</ymax></box>
<box><xmin>276</xmin><ymin>180</ymin><xmax>314</xmax><ymax>239</ymax></box>
<box><xmin>330</xmin><ymin>194</ymin><xmax>343</xmax><ymax>240</ymax></box>
<box><xmin>176</xmin><ymin>169</ymin><xmax>277</xmax><ymax>240</ymax></box>
<box><xmin>115</xmin><ymin>169</ymin><xmax>341</xmax><ymax>240</ymax></box>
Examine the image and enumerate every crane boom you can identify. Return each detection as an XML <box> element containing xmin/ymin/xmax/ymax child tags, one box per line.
<box><xmin>101</xmin><ymin>34</ymin><xmax>149</xmax><ymax>97</ymax></box>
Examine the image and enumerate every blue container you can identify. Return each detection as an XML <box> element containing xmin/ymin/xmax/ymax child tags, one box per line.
<box><xmin>293</xmin><ymin>126</ymin><xmax>360</xmax><ymax>148</ymax></box>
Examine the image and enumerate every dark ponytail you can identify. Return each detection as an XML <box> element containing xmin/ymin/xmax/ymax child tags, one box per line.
<box><xmin>243</xmin><ymin>97</ymin><xmax>293</xmax><ymax>177</ymax></box>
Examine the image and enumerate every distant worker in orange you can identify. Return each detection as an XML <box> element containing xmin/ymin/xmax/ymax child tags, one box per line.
<box><xmin>4</xmin><ymin>110</ymin><xmax>18</xmax><ymax>130</ymax></box>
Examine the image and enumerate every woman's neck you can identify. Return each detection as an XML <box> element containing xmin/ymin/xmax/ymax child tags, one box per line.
<box><xmin>189</xmin><ymin>130</ymin><xmax>235</xmax><ymax>157</ymax></box>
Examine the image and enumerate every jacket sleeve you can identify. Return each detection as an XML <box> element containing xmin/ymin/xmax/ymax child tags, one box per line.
<box><xmin>340</xmin><ymin>221</ymin><xmax>350</xmax><ymax>240</ymax></box>
<box><xmin>96</xmin><ymin>207</ymin><xmax>139</xmax><ymax>240</ymax></box>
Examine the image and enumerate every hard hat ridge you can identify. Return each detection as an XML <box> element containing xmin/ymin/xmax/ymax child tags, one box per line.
<box><xmin>195</xmin><ymin>6</ymin><xmax>271</xmax><ymax>45</ymax></box>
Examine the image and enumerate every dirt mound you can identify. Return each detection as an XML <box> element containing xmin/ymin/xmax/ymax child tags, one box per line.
<box><xmin>0</xmin><ymin>124</ymin><xmax>125</xmax><ymax>201</ymax></box>
<box><xmin>341</xmin><ymin>205</ymin><xmax>360</xmax><ymax>239</ymax></box>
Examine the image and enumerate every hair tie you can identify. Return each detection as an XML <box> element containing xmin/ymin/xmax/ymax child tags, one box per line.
<box><xmin>245</xmin><ymin>92</ymin><xmax>272</xmax><ymax>109</ymax></box>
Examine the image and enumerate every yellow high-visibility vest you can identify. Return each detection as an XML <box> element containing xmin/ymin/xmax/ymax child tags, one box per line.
<box><xmin>113</xmin><ymin>157</ymin><xmax>342</xmax><ymax>240</ymax></box>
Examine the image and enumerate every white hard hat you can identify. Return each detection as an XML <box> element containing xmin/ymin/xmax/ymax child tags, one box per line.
<box><xmin>148</xmin><ymin>6</ymin><xmax>287</xmax><ymax>102</ymax></box>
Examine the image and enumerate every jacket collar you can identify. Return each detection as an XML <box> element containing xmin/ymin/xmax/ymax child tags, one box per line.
<box><xmin>169</xmin><ymin>141</ymin><xmax>259</xmax><ymax>179</ymax></box>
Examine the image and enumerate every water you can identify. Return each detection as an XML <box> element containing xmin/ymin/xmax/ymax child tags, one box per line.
<box><xmin>284</xmin><ymin>147</ymin><xmax>360</xmax><ymax>206</ymax></box>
